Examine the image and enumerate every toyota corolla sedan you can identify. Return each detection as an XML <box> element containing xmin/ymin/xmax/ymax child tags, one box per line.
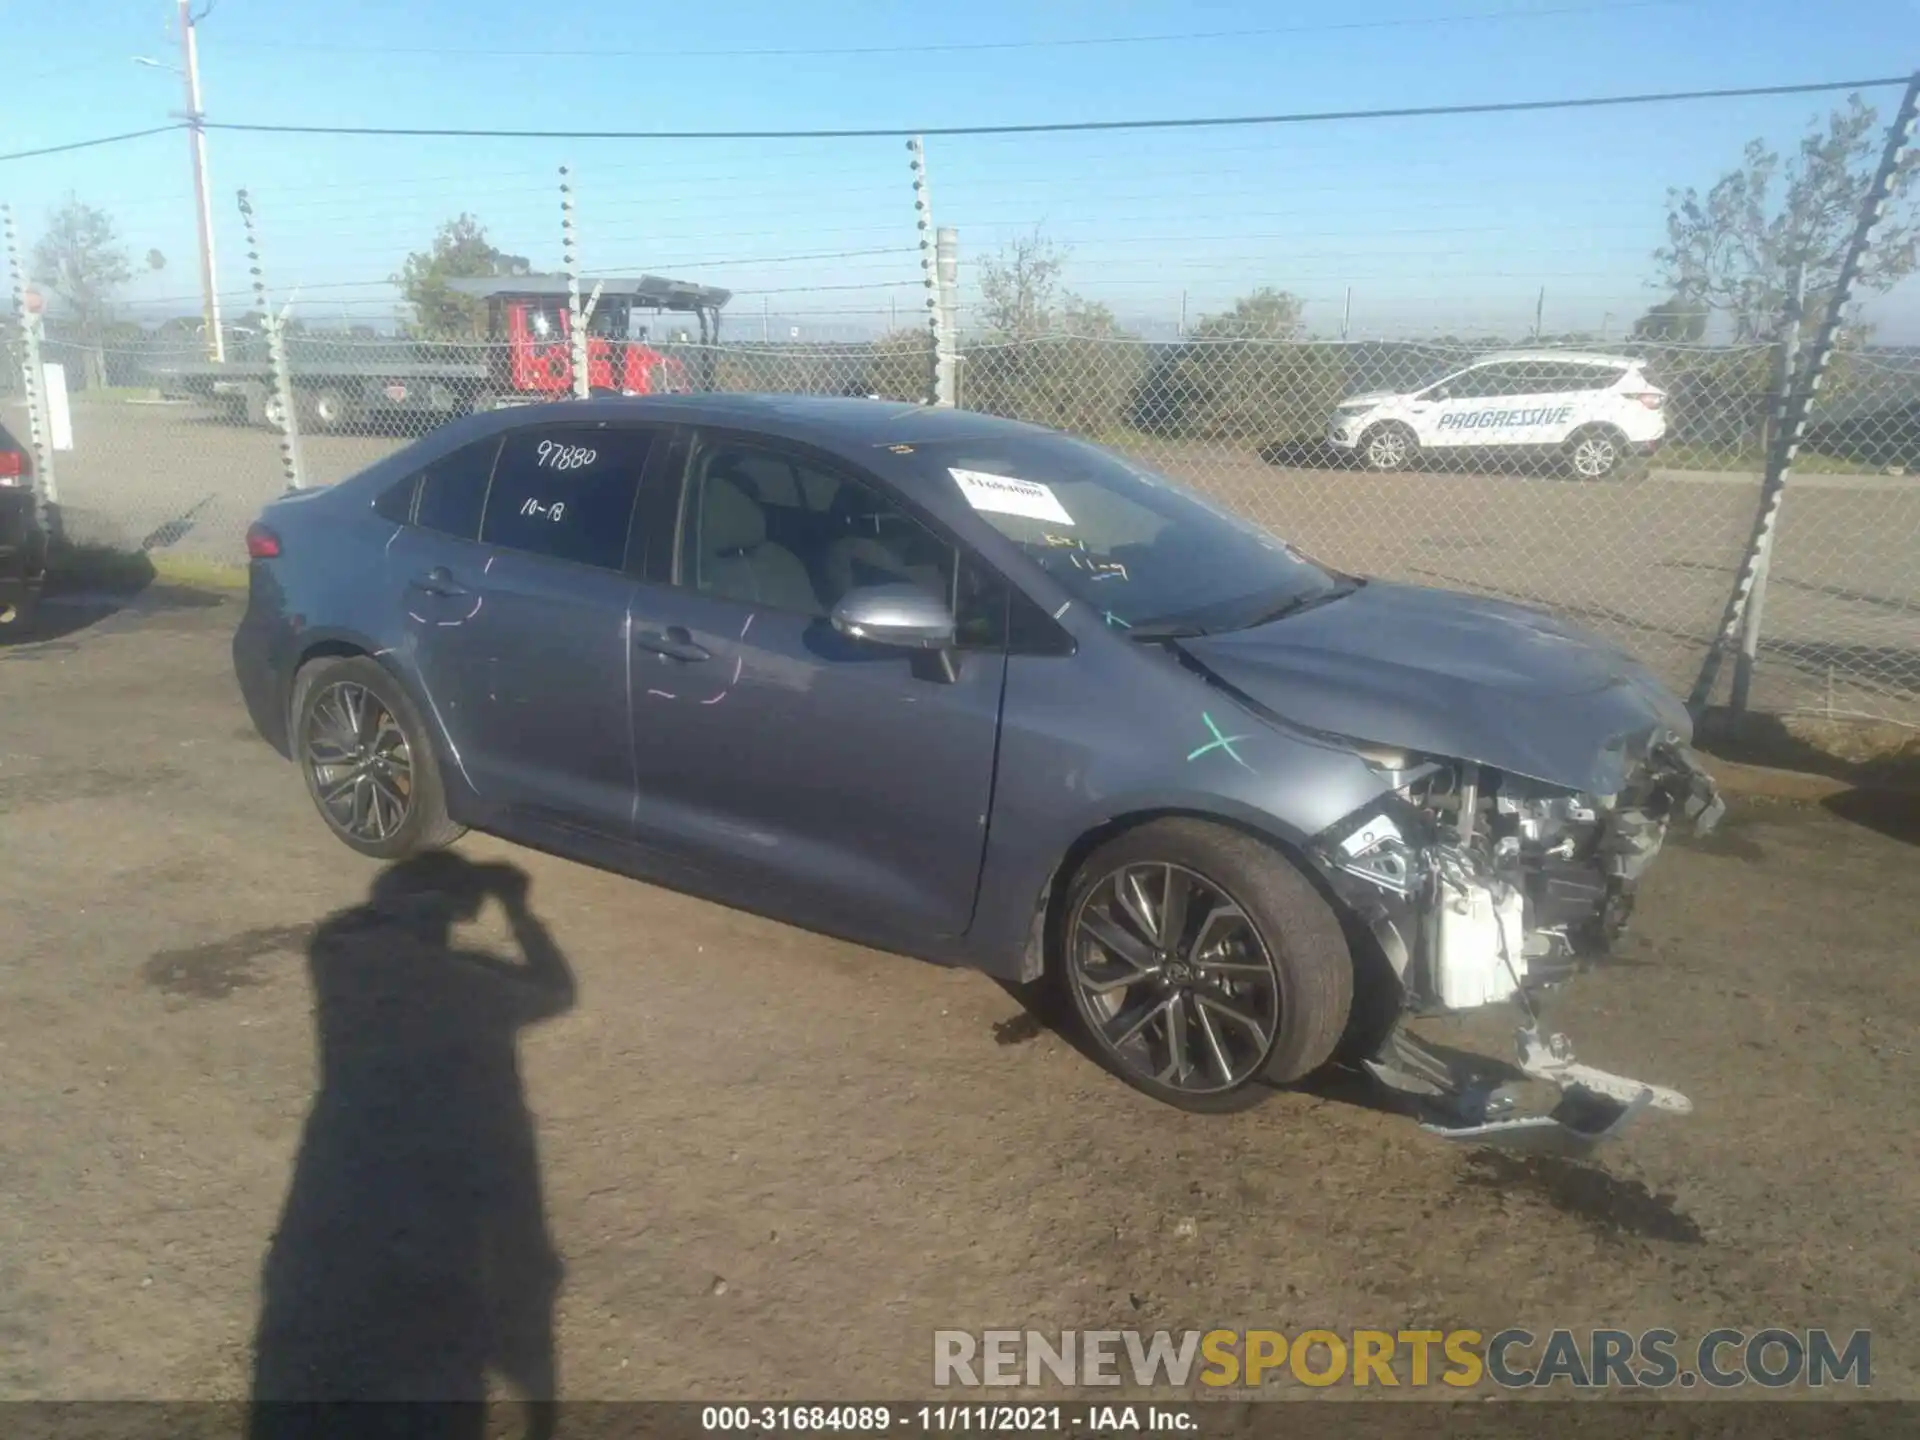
<box><xmin>235</xmin><ymin>395</ymin><xmax>1722</xmax><ymax>1149</ymax></box>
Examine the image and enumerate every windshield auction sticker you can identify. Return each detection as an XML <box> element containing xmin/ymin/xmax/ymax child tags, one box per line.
<box><xmin>949</xmin><ymin>468</ymin><xmax>1075</xmax><ymax>526</ymax></box>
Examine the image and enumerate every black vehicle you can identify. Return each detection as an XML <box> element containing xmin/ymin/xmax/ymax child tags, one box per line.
<box><xmin>0</xmin><ymin>419</ymin><xmax>47</xmax><ymax>633</ymax></box>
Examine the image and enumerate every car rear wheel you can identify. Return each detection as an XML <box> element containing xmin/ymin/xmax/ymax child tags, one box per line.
<box><xmin>293</xmin><ymin>655</ymin><xmax>465</xmax><ymax>859</ymax></box>
<box><xmin>1565</xmin><ymin>425</ymin><xmax>1627</xmax><ymax>480</ymax></box>
<box><xmin>1055</xmin><ymin>819</ymin><xmax>1353</xmax><ymax>1113</ymax></box>
<box><xmin>1359</xmin><ymin>422</ymin><xmax>1418</xmax><ymax>473</ymax></box>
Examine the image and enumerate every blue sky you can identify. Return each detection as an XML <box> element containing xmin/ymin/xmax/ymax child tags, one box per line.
<box><xmin>4</xmin><ymin>0</ymin><xmax>1917</xmax><ymax>340</ymax></box>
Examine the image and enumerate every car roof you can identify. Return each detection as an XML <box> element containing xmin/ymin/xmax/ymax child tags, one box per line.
<box><xmin>1469</xmin><ymin>350</ymin><xmax>1641</xmax><ymax>367</ymax></box>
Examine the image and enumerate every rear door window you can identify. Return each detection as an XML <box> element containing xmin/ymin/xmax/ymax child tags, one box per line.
<box><xmin>480</xmin><ymin>424</ymin><xmax>655</xmax><ymax>571</ymax></box>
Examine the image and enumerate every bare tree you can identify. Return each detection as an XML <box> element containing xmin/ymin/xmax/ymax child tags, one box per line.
<box><xmin>1655</xmin><ymin>95</ymin><xmax>1918</xmax><ymax>341</ymax></box>
<box><xmin>31</xmin><ymin>195</ymin><xmax>134</xmax><ymax>387</ymax></box>
<box><xmin>976</xmin><ymin>229</ymin><xmax>1067</xmax><ymax>340</ymax></box>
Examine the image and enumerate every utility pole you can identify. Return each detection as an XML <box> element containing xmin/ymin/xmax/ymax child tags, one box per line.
<box><xmin>178</xmin><ymin>0</ymin><xmax>224</xmax><ymax>362</ymax></box>
<box><xmin>1532</xmin><ymin>286</ymin><xmax>1545</xmax><ymax>341</ymax></box>
<box><xmin>1340</xmin><ymin>286</ymin><xmax>1352</xmax><ymax>342</ymax></box>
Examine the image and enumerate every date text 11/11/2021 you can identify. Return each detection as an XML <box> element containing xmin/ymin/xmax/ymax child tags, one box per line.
<box><xmin>700</xmin><ymin>1406</ymin><xmax>1197</xmax><ymax>1433</ymax></box>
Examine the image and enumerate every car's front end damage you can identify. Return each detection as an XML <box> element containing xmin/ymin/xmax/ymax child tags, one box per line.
<box><xmin>1309</xmin><ymin>731</ymin><xmax>1722</xmax><ymax>1152</ymax></box>
<box><xmin>1166</xmin><ymin>579</ymin><xmax>1725</xmax><ymax>1152</ymax></box>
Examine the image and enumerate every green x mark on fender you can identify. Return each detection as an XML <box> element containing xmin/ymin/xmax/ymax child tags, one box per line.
<box><xmin>1187</xmin><ymin>711</ymin><xmax>1254</xmax><ymax>771</ymax></box>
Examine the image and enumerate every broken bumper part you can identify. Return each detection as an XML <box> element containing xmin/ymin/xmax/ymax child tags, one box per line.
<box><xmin>1365</xmin><ymin>1023</ymin><xmax>1691</xmax><ymax>1155</ymax></box>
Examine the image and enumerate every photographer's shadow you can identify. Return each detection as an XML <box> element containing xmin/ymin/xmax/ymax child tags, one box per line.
<box><xmin>249</xmin><ymin>851</ymin><xmax>575</xmax><ymax>1436</ymax></box>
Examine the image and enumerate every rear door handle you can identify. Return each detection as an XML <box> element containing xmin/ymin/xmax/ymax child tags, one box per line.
<box><xmin>407</xmin><ymin>565</ymin><xmax>469</xmax><ymax>598</ymax></box>
<box><xmin>634</xmin><ymin>626</ymin><xmax>710</xmax><ymax>662</ymax></box>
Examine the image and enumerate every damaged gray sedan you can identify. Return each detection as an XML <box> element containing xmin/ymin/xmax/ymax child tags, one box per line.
<box><xmin>237</xmin><ymin>396</ymin><xmax>1721</xmax><ymax>1152</ymax></box>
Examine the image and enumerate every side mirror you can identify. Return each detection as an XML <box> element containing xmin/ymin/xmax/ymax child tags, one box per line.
<box><xmin>830</xmin><ymin>583</ymin><xmax>956</xmax><ymax>651</ymax></box>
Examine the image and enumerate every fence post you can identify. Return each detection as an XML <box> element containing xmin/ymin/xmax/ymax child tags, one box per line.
<box><xmin>908</xmin><ymin>137</ymin><xmax>956</xmax><ymax>407</ymax></box>
<box><xmin>3</xmin><ymin>204</ymin><xmax>60</xmax><ymax>538</ymax></box>
<box><xmin>1731</xmin><ymin>260</ymin><xmax>1806</xmax><ymax>716</ymax></box>
<box><xmin>560</xmin><ymin>165</ymin><xmax>590</xmax><ymax>401</ymax></box>
<box><xmin>1690</xmin><ymin>72</ymin><xmax>1920</xmax><ymax>716</ymax></box>
<box><xmin>237</xmin><ymin>189</ymin><xmax>305</xmax><ymax>492</ymax></box>
<box><xmin>937</xmin><ymin>225</ymin><xmax>959</xmax><ymax>404</ymax></box>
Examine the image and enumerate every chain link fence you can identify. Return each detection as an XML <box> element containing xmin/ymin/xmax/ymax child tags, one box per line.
<box><xmin>5</xmin><ymin>322</ymin><xmax>1917</xmax><ymax>725</ymax></box>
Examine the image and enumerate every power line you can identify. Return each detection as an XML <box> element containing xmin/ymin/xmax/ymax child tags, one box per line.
<box><xmin>9</xmin><ymin>75</ymin><xmax>1909</xmax><ymax>165</ymax></box>
<box><xmin>210</xmin><ymin>1</ymin><xmax>1690</xmax><ymax>59</ymax></box>
<box><xmin>0</xmin><ymin>124</ymin><xmax>184</xmax><ymax>163</ymax></box>
<box><xmin>198</xmin><ymin>77</ymin><xmax>1913</xmax><ymax>143</ymax></box>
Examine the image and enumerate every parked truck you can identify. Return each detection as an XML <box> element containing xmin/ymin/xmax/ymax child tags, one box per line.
<box><xmin>147</xmin><ymin>274</ymin><xmax>731</xmax><ymax>432</ymax></box>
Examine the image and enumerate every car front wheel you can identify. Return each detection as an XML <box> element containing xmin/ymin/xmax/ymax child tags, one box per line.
<box><xmin>1056</xmin><ymin>819</ymin><xmax>1353</xmax><ymax>1113</ymax></box>
<box><xmin>292</xmin><ymin>655</ymin><xmax>465</xmax><ymax>859</ymax></box>
<box><xmin>1359</xmin><ymin>422</ymin><xmax>1418</xmax><ymax>473</ymax></box>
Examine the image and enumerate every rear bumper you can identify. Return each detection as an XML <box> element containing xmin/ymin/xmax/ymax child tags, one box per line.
<box><xmin>232</xmin><ymin>564</ymin><xmax>298</xmax><ymax>758</ymax></box>
<box><xmin>0</xmin><ymin>496</ymin><xmax>48</xmax><ymax>623</ymax></box>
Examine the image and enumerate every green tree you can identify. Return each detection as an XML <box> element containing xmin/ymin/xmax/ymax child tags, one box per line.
<box><xmin>1655</xmin><ymin>95</ymin><xmax>1919</xmax><ymax>342</ymax></box>
<box><xmin>394</xmin><ymin>214</ymin><xmax>531</xmax><ymax>338</ymax></box>
<box><xmin>1191</xmin><ymin>287</ymin><xmax>1305</xmax><ymax>341</ymax></box>
<box><xmin>31</xmin><ymin>195</ymin><xmax>134</xmax><ymax>387</ymax></box>
<box><xmin>1150</xmin><ymin>288</ymin><xmax>1334</xmax><ymax>443</ymax></box>
<box><xmin>1632</xmin><ymin>296</ymin><xmax>1709</xmax><ymax>342</ymax></box>
<box><xmin>861</xmin><ymin>326</ymin><xmax>935</xmax><ymax>401</ymax></box>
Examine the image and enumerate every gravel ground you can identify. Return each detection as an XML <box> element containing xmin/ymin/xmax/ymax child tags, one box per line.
<box><xmin>1</xmin><ymin>592</ymin><xmax>1916</xmax><ymax>1402</ymax></box>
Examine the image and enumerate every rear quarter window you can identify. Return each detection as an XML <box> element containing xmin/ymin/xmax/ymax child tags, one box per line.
<box><xmin>414</xmin><ymin>437</ymin><xmax>502</xmax><ymax>539</ymax></box>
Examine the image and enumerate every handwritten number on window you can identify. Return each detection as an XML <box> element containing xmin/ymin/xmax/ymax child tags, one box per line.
<box><xmin>535</xmin><ymin>440</ymin><xmax>597</xmax><ymax>471</ymax></box>
<box><xmin>519</xmin><ymin>497</ymin><xmax>567</xmax><ymax>522</ymax></box>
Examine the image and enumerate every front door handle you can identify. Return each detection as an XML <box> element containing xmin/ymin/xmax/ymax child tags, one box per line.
<box><xmin>407</xmin><ymin>565</ymin><xmax>469</xmax><ymax>598</ymax></box>
<box><xmin>634</xmin><ymin>626</ymin><xmax>711</xmax><ymax>662</ymax></box>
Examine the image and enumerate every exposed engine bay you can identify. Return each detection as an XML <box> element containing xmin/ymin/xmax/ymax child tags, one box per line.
<box><xmin>1312</xmin><ymin>729</ymin><xmax>1724</xmax><ymax>1153</ymax></box>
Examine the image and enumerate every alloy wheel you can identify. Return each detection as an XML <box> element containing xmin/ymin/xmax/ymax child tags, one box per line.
<box><xmin>304</xmin><ymin>680</ymin><xmax>414</xmax><ymax>843</ymax></box>
<box><xmin>1572</xmin><ymin>433</ymin><xmax>1619</xmax><ymax>478</ymax></box>
<box><xmin>1068</xmin><ymin>862</ymin><xmax>1281</xmax><ymax>1095</ymax></box>
<box><xmin>1365</xmin><ymin>429</ymin><xmax>1408</xmax><ymax>470</ymax></box>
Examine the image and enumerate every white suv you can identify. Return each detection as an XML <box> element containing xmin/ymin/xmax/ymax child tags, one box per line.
<box><xmin>1326</xmin><ymin>351</ymin><xmax>1667</xmax><ymax>478</ymax></box>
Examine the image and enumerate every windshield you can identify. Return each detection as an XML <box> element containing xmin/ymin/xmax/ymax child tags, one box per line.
<box><xmin>906</xmin><ymin>434</ymin><xmax>1344</xmax><ymax>634</ymax></box>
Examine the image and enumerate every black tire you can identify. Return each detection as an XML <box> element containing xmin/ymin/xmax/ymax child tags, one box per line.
<box><xmin>0</xmin><ymin>589</ymin><xmax>37</xmax><ymax>635</ymax></box>
<box><xmin>1564</xmin><ymin>425</ymin><xmax>1628</xmax><ymax>480</ymax></box>
<box><xmin>1358</xmin><ymin>422</ymin><xmax>1418</xmax><ymax>473</ymax></box>
<box><xmin>1052</xmin><ymin>819</ymin><xmax>1353</xmax><ymax>1113</ymax></box>
<box><xmin>291</xmin><ymin>655</ymin><xmax>465</xmax><ymax>860</ymax></box>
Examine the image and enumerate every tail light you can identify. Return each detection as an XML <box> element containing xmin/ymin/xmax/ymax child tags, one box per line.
<box><xmin>0</xmin><ymin>449</ymin><xmax>23</xmax><ymax>485</ymax></box>
<box><xmin>1628</xmin><ymin>392</ymin><xmax>1665</xmax><ymax>410</ymax></box>
<box><xmin>245</xmin><ymin>522</ymin><xmax>282</xmax><ymax>559</ymax></box>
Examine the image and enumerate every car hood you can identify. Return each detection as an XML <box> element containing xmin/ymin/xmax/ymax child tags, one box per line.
<box><xmin>1174</xmin><ymin>581</ymin><xmax>1693</xmax><ymax>795</ymax></box>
